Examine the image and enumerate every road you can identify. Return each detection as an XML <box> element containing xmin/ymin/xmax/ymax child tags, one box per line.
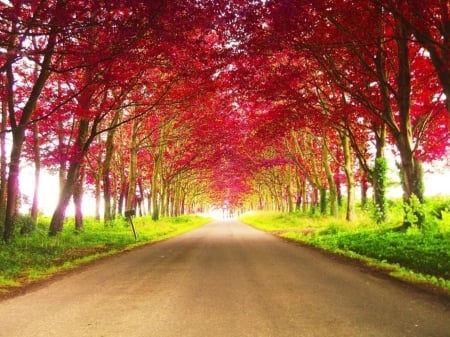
<box><xmin>0</xmin><ymin>220</ymin><xmax>449</xmax><ymax>337</ymax></box>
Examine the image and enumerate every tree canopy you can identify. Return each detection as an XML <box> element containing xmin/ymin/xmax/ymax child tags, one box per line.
<box><xmin>1</xmin><ymin>0</ymin><xmax>448</xmax><ymax>241</ymax></box>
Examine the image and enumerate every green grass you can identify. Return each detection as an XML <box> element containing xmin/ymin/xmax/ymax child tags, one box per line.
<box><xmin>0</xmin><ymin>215</ymin><xmax>211</xmax><ymax>294</ymax></box>
<box><xmin>240</xmin><ymin>199</ymin><xmax>450</xmax><ymax>294</ymax></box>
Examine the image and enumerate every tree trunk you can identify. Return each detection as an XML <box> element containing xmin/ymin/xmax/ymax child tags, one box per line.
<box><xmin>118</xmin><ymin>182</ymin><xmax>126</xmax><ymax>216</ymax></box>
<box><xmin>57</xmin><ymin>118</ymin><xmax>67</xmax><ymax>192</ymax></box>
<box><xmin>73</xmin><ymin>166</ymin><xmax>85</xmax><ymax>232</ymax></box>
<box><xmin>3</xmin><ymin>22</ymin><xmax>56</xmax><ymax>242</ymax></box>
<box><xmin>340</xmin><ymin>130</ymin><xmax>356</xmax><ymax>221</ymax></box>
<box><xmin>30</xmin><ymin>123</ymin><xmax>41</xmax><ymax>221</ymax></box>
<box><xmin>0</xmin><ymin>79</ymin><xmax>8</xmax><ymax>232</ymax></box>
<box><xmin>372</xmin><ymin>123</ymin><xmax>387</xmax><ymax>219</ymax></box>
<box><xmin>49</xmin><ymin>119</ymin><xmax>90</xmax><ymax>235</ymax></box>
<box><xmin>360</xmin><ymin>171</ymin><xmax>368</xmax><ymax>208</ymax></box>
<box><xmin>285</xmin><ymin>167</ymin><xmax>294</xmax><ymax>213</ymax></box>
<box><xmin>94</xmin><ymin>136</ymin><xmax>102</xmax><ymax>221</ymax></box>
<box><xmin>294</xmin><ymin>173</ymin><xmax>302</xmax><ymax>212</ymax></box>
<box><xmin>319</xmin><ymin>187</ymin><xmax>327</xmax><ymax>215</ymax></box>
<box><xmin>126</xmin><ymin>120</ymin><xmax>139</xmax><ymax>214</ymax></box>
<box><xmin>103</xmin><ymin>109</ymin><xmax>121</xmax><ymax>223</ymax></box>
<box><xmin>3</xmin><ymin>138</ymin><xmax>22</xmax><ymax>242</ymax></box>
<box><xmin>301</xmin><ymin>180</ymin><xmax>308</xmax><ymax>213</ymax></box>
<box><xmin>151</xmin><ymin>158</ymin><xmax>160</xmax><ymax>221</ymax></box>
<box><xmin>49</xmin><ymin>161</ymin><xmax>80</xmax><ymax>235</ymax></box>
<box><xmin>322</xmin><ymin>138</ymin><xmax>338</xmax><ymax>217</ymax></box>
<box><xmin>394</xmin><ymin>20</ymin><xmax>425</xmax><ymax>226</ymax></box>
<box><xmin>373</xmin><ymin>157</ymin><xmax>387</xmax><ymax>223</ymax></box>
<box><xmin>151</xmin><ymin>127</ymin><xmax>165</xmax><ymax>221</ymax></box>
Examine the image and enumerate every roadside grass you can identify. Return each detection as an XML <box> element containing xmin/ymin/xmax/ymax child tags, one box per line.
<box><xmin>240</xmin><ymin>197</ymin><xmax>450</xmax><ymax>294</ymax></box>
<box><xmin>0</xmin><ymin>215</ymin><xmax>211</xmax><ymax>294</ymax></box>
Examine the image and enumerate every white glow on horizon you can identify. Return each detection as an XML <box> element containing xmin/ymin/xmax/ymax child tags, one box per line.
<box><xmin>19</xmin><ymin>167</ymin><xmax>97</xmax><ymax>216</ymax></box>
<box><xmin>16</xmin><ymin>159</ymin><xmax>450</xmax><ymax>218</ymax></box>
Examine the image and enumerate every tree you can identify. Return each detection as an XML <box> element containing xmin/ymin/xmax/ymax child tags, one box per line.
<box><xmin>1</xmin><ymin>0</ymin><xmax>63</xmax><ymax>241</ymax></box>
<box><xmin>258</xmin><ymin>0</ymin><xmax>448</xmax><ymax>225</ymax></box>
<box><xmin>372</xmin><ymin>0</ymin><xmax>450</xmax><ymax>114</ymax></box>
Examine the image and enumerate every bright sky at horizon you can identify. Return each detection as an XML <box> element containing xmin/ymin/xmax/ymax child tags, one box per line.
<box><xmin>18</xmin><ymin>162</ymin><xmax>450</xmax><ymax>217</ymax></box>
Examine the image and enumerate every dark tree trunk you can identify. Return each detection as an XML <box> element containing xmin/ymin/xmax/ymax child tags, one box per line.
<box><xmin>30</xmin><ymin>123</ymin><xmax>41</xmax><ymax>221</ymax></box>
<box><xmin>49</xmin><ymin>119</ymin><xmax>90</xmax><ymax>235</ymax></box>
<box><xmin>0</xmin><ymin>78</ymin><xmax>8</xmax><ymax>233</ymax></box>
<box><xmin>103</xmin><ymin>110</ymin><xmax>121</xmax><ymax>223</ymax></box>
<box><xmin>73</xmin><ymin>166</ymin><xmax>85</xmax><ymax>232</ymax></box>
<box><xmin>394</xmin><ymin>20</ymin><xmax>425</xmax><ymax>226</ymax></box>
<box><xmin>3</xmin><ymin>138</ymin><xmax>22</xmax><ymax>242</ymax></box>
<box><xmin>49</xmin><ymin>157</ymin><xmax>82</xmax><ymax>235</ymax></box>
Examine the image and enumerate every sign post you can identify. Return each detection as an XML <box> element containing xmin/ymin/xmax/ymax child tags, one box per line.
<box><xmin>125</xmin><ymin>209</ymin><xmax>137</xmax><ymax>241</ymax></box>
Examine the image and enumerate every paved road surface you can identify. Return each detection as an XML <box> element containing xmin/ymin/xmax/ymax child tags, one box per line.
<box><xmin>0</xmin><ymin>220</ymin><xmax>449</xmax><ymax>337</ymax></box>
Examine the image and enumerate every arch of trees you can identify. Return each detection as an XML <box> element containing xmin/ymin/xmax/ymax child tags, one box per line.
<box><xmin>1</xmin><ymin>0</ymin><xmax>448</xmax><ymax>241</ymax></box>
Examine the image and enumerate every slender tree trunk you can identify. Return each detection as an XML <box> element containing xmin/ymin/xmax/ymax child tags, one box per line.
<box><xmin>151</xmin><ymin>127</ymin><xmax>165</xmax><ymax>221</ymax></box>
<box><xmin>57</xmin><ymin>119</ymin><xmax>67</xmax><ymax>192</ymax></box>
<box><xmin>322</xmin><ymin>137</ymin><xmax>338</xmax><ymax>217</ymax></box>
<box><xmin>151</xmin><ymin>161</ymin><xmax>160</xmax><ymax>221</ymax></box>
<box><xmin>160</xmin><ymin>183</ymin><xmax>167</xmax><ymax>217</ymax></box>
<box><xmin>102</xmin><ymin>110</ymin><xmax>121</xmax><ymax>222</ymax></box>
<box><xmin>301</xmin><ymin>180</ymin><xmax>308</xmax><ymax>214</ymax></box>
<box><xmin>0</xmin><ymin>78</ymin><xmax>8</xmax><ymax>232</ymax></box>
<box><xmin>285</xmin><ymin>167</ymin><xmax>294</xmax><ymax>213</ymax></box>
<box><xmin>118</xmin><ymin>182</ymin><xmax>126</xmax><ymax>216</ymax></box>
<box><xmin>360</xmin><ymin>170</ymin><xmax>368</xmax><ymax>208</ymax></box>
<box><xmin>94</xmin><ymin>136</ymin><xmax>102</xmax><ymax>221</ymax></box>
<box><xmin>340</xmin><ymin>130</ymin><xmax>356</xmax><ymax>221</ymax></box>
<box><xmin>126</xmin><ymin>120</ymin><xmax>139</xmax><ymax>214</ymax></box>
<box><xmin>49</xmin><ymin>119</ymin><xmax>90</xmax><ymax>236</ymax></box>
<box><xmin>373</xmin><ymin>124</ymin><xmax>387</xmax><ymax>218</ymax></box>
<box><xmin>137</xmin><ymin>179</ymin><xmax>144</xmax><ymax>216</ymax></box>
<box><xmin>111</xmin><ymin>185</ymin><xmax>117</xmax><ymax>220</ymax></box>
<box><xmin>30</xmin><ymin>123</ymin><xmax>41</xmax><ymax>221</ymax></box>
<box><xmin>319</xmin><ymin>187</ymin><xmax>327</xmax><ymax>215</ymax></box>
<box><xmin>180</xmin><ymin>189</ymin><xmax>186</xmax><ymax>215</ymax></box>
<box><xmin>3</xmin><ymin>135</ymin><xmax>22</xmax><ymax>241</ymax></box>
<box><xmin>73</xmin><ymin>166</ymin><xmax>85</xmax><ymax>232</ymax></box>
<box><xmin>49</xmin><ymin>163</ymin><xmax>79</xmax><ymax>235</ymax></box>
<box><xmin>294</xmin><ymin>173</ymin><xmax>302</xmax><ymax>212</ymax></box>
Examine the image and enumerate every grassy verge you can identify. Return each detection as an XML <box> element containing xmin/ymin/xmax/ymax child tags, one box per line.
<box><xmin>240</xmin><ymin>210</ymin><xmax>450</xmax><ymax>294</ymax></box>
<box><xmin>0</xmin><ymin>215</ymin><xmax>211</xmax><ymax>295</ymax></box>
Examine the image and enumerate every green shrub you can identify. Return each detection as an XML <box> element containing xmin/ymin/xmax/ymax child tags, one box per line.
<box><xmin>427</xmin><ymin>197</ymin><xmax>450</xmax><ymax>220</ymax></box>
<box><xmin>318</xmin><ymin>224</ymin><xmax>342</xmax><ymax>235</ymax></box>
<box><xmin>403</xmin><ymin>194</ymin><xmax>426</xmax><ymax>228</ymax></box>
<box><xmin>16</xmin><ymin>214</ymin><xmax>36</xmax><ymax>235</ymax></box>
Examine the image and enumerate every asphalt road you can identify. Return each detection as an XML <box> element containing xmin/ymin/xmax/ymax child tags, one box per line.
<box><xmin>0</xmin><ymin>220</ymin><xmax>449</xmax><ymax>337</ymax></box>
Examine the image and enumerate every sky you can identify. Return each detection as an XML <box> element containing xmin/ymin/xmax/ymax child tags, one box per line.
<box><xmin>18</xmin><ymin>161</ymin><xmax>450</xmax><ymax>217</ymax></box>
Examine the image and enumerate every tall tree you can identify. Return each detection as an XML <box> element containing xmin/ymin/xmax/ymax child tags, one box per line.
<box><xmin>1</xmin><ymin>0</ymin><xmax>62</xmax><ymax>241</ymax></box>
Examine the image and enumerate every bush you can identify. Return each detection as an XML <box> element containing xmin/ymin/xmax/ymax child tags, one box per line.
<box><xmin>16</xmin><ymin>214</ymin><xmax>36</xmax><ymax>235</ymax></box>
<box><xmin>403</xmin><ymin>194</ymin><xmax>426</xmax><ymax>227</ymax></box>
<box><xmin>427</xmin><ymin>196</ymin><xmax>450</xmax><ymax>220</ymax></box>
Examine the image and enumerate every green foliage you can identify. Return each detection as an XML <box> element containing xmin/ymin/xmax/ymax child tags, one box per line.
<box><xmin>293</xmin><ymin>231</ymin><xmax>449</xmax><ymax>279</ymax></box>
<box><xmin>16</xmin><ymin>214</ymin><xmax>36</xmax><ymax>235</ymax></box>
<box><xmin>0</xmin><ymin>215</ymin><xmax>211</xmax><ymax>293</ymax></box>
<box><xmin>373</xmin><ymin>157</ymin><xmax>388</xmax><ymax>223</ymax></box>
<box><xmin>428</xmin><ymin>196</ymin><xmax>450</xmax><ymax>220</ymax></box>
<box><xmin>319</xmin><ymin>188</ymin><xmax>327</xmax><ymax>215</ymax></box>
<box><xmin>403</xmin><ymin>194</ymin><xmax>426</xmax><ymax>228</ymax></box>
